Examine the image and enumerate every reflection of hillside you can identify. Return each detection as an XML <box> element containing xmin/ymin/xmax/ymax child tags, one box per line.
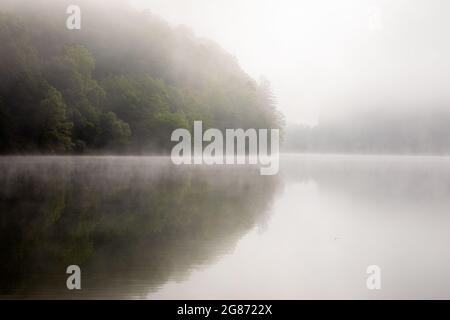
<box><xmin>0</xmin><ymin>157</ymin><xmax>279</xmax><ymax>299</ymax></box>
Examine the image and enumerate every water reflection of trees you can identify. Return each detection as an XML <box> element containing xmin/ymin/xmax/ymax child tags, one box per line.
<box><xmin>0</xmin><ymin>157</ymin><xmax>278</xmax><ymax>298</ymax></box>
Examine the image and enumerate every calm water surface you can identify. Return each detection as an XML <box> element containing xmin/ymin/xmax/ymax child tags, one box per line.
<box><xmin>1</xmin><ymin>155</ymin><xmax>450</xmax><ymax>299</ymax></box>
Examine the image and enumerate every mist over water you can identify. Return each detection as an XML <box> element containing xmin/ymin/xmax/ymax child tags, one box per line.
<box><xmin>1</xmin><ymin>155</ymin><xmax>450</xmax><ymax>299</ymax></box>
<box><xmin>0</xmin><ymin>156</ymin><xmax>278</xmax><ymax>299</ymax></box>
<box><xmin>1</xmin><ymin>0</ymin><xmax>450</xmax><ymax>300</ymax></box>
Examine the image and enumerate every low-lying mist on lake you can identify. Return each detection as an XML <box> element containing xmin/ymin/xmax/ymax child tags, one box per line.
<box><xmin>1</xmin><ymin>155</ymin><xmax>450</xmax><ymax>299</ymax></box>
<box><xmin>2</xmin><ymin>0</ymin><xmax>450</xmax><ymax>301</ymax></box>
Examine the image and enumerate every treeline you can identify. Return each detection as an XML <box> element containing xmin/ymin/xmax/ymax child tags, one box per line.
<box><xmin>284</xmin><ymin>109</ymin><xmax>450</xmax><ymax>154</ymax></box>
<box><xmin>0</xmin><ymin>0</ymin><xmax>282</xmax><ymax>154</ymax></box>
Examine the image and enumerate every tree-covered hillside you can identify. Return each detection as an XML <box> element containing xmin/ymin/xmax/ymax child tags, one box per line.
<box><xmin>0</xmin><ymin>0</ymin><xmax>282</xmax><ymax>153</ymax></box>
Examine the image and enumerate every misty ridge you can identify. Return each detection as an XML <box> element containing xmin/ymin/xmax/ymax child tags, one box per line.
<box><xmin>0</xmin><ymin>0</ymin><xmax>281</xmax><ymax>154</ymax></box>
<box><xmin>1</xmin><ymin>0</ymin><xmax>450</xmax><ymax>155</ymax></box>
<box><xmin>285</xmin><ymin>107</ymin><xmax>450</xmax><ymax>155</ymax></box>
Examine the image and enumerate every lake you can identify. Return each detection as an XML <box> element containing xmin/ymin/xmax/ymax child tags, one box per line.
<box><xmin>1</xmin><ymin>154</ymin><xmax>450</xmax><ymax>299</ymax></box>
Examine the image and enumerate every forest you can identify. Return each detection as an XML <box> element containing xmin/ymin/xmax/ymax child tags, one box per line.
<box><xmin>0</xmin><ymin>0</ymin><xmax>282</xmax><ymax>154</ymax></box>
<box><xmin>284</xmin><ymin>109</ymin><xmax>450</xmax><ymax>155</ymax></box>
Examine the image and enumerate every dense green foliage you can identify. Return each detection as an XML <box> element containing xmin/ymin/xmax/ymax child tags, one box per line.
<box><xmin>0</xmin><ymin>1</ymin><xmax>282</xmax><ymax>154</ymax></box>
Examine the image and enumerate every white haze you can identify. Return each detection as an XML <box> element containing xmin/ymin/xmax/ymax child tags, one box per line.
<box><xmin>131</xmin><ymin>0</ymin><xmax>450</xmax><ymax>126</ymax></box>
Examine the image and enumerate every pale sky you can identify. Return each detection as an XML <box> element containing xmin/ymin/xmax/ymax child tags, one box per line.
<box><xmin>131</xmin><ymin>0</ymin><xmax>450</xmax><ymax>126</ymax></box>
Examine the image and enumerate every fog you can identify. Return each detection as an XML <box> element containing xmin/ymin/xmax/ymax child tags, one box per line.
<box><xmin>4</xmin><ymin>155</ymin><xmax>450</xmax><ymax>299</ymax></box>
<box><xmin>0</xmin><ymin>0</ymin><xmax>281</xmax><ymax>154</ymax></box>
<box><xmin>3</xmin><ymin>1</ymin><xmax>450</xmax><ymax>300</ymax></box>
<box><xmin>132</xmin><ymin>0</ymin><xmax>450</xmax><ymax>126</ymax></box>
<box><xmin>1</xmin><ymin>0</ymin><xmax>450</xmax><ymax>153</ymax></box>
